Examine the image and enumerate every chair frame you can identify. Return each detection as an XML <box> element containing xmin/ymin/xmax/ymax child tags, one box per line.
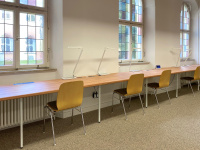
<box><xmin>181</xmin><ymin>79</ymin><xmax>200</xmax><ymax>97</ymax></box>
<box><xmin>111</xmin><ymin>92</ymin><xmax>145</xmax><ymax>120</ymax></box>
<box><xmin>148</xmin><ymin>87</ymin><xmax>171</xmax><ymax>109</ymax></box>
<box><xmin>180</xmin><ymin>66</ymin><xmax>200</xmax><ymax>97</ymax></box>
<box><xmin>43</xmin><ymin>105</ymin><xmax>86</xmax><ymax>146</ymax></box>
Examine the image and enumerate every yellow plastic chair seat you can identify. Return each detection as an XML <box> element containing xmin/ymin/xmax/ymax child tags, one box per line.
<box><xmin>114</xmin><ymin>88</ymin><xmax>128</xmax><ymax>96</ymax></box>
<box><xmin>47</xmin><ymin>101</ymin><xmax>58</xmax><ymax>112</ymax></box>
<box><xmin>180</xmin><ymin>77</ymin><xmax>194</xmax><ymax>81</ymax></box>
<box><xmin>147</xmin><ymin>82</ymin><xmax>159</xmax><ymax>89</ymax></box>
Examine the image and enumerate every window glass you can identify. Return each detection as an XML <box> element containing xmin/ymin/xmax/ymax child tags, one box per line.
<box><xmin>0</xmin><ymin>9</ymin><xmax>14</xmax><ymax>66</ymax></box>
<box><xmin>181</xmin><ymin>4</ymin><xmax>190</xmax><ymax>30</ymax></box>
<box><xmin>180</xmin><ymin>32</ymin><xmax>189</xmax><ymax>58</ymax></box>
<box><xmin>132</xmin><ymin>26</ymin><xmax>142</xmax><ymax>60</ymax></box>
<box><xmin>119</xmin><ymin>0</ymin><xmax>130</xmax><ymax>21</ymax></box>
<box><xmin>119</xmin><ymin>24</ymin><xmax>130</xmax><ymax>60</ymax></box>
<box><xmin>119</xmin><ymin>0</ymin><xmax>143</xmax><ymax>61</ymax></box>
<box><xmin>20</xmin><ymin>0</ymin><xmax>45</xmax><ymax>8</ymax></box>
<box><xmin>180</xmin><ymin>4</ymin><xmax>190</xmax><ymax>58</ymax></box>
<box><xmin>20</xmin><ymin>12</ymin><xmax>44</xmax><ymax>65</ymax></box>
<box><xmin>132</xmin><ymin>0</ymin><xmax>142</xmax><ymax>22</ymax></box>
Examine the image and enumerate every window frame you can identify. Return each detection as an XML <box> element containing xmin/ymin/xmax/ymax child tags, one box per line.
<box><xmin>119</xmin><ymin>0</ymin><xmax>144</xmax><ymax>62</ymax></box>
<box><xmin>0</xmin><ymin>0</ymin><xmax>48</xmax><ymax>69</ymax></box>
<box><xmin>0</xmin><ymin>0</ymin><xmax>47</xmax><ymax>11</ymax></box>
<box><xmin>180</xmin><ymin>3</ymin><xmax>191</xmax><ymax>59</ymax></box>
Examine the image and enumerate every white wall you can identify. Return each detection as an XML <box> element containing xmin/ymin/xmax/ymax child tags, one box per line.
<box><xmin>0</xmin><ymin>72</ymin><xmax>57</xmax><ymax>85</ymax></box>
<box><xmin>144</xmin><ymin>0</ymin><xmax>156</xmax><ymax>69</ymax></box>
<box><xmin>62</xmin><ymin>0</ymin><xmax>119</xmax><ymax>77</ymax></box>
<box><xmin>155</xmin><ymin>0</ymin><xmax>182</xmax><ymax>67</ymax></box>
<box><xmin>48</xmin><ymin>0</ymin><xmax>63</xmax><ymax>78</ymax></box>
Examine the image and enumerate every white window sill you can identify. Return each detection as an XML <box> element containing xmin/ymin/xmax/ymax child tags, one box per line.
<box><xmin>119</xmin><ymin>61</ymin><xmax>150</xmax><ymax>66</ymax></box>
<box><xmin>0</xmin><ymin>67</ymin><xmax>57</xmax><ymax>76</ymax></box>
<box><xmin>180</xmin><ymin>58</ymin><xmax>195</xmax><ymax>62</ymax></box>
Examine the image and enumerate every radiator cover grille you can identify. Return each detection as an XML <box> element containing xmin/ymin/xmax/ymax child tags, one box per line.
<box><xmin>0</xmin><ymin>93</ymin><xmax>56</xmax><ymax>130</ymax></box>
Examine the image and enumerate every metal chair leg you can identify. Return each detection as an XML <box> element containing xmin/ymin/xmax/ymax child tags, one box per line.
<box><xmin>43</xmin><ymin>106</ymin><xmax>46</xmax><ymax>133</ymax></box>
<box><xmin>154</xmin><ymin>89</ymin><xmax>160</xmax><ymax>109</ymax></box>
<box><xmin>121</xmin><ymin>97</ymin><xmax>127</xmax><ymax>120</ymax></box>
<box><xmin>189</xmin><ymin>81</ymin><xmax>195</xmax><ymax>97</ymax></box>
<box><xmin>80</xmin><ymin>107</ymin><xmax>86</xmax><ymax>135</ymax></box>
<box><xmin>71</xmin><ymin>108</ymin><xmax>74</xmax><ymax>125</ymax></box>
<box><xmin>50</xmin><ymin>111</ymin><xmax>56</xmax><ymax>146</ymax></box>
<box><xmin>166</xmin><ymin>88</ymin><xmax>171</xmax><ymax>104</ymax></box>
<box><xmin>111</xmin><ymin>92</ymin><xmax>114</xmax><ymax>113</ymax></box>
<box><xmin>198</xmin><ymin>80</ymin><xmax>200</xmax><ymax>91</ymax></box>
<box><xmin>129</xmin><ymin>97</ymin><xmax>131</xmax><ymax>109</ymax></box>
<box><xmin>139</xmin><ymin>94</ymin><xmax>145</xmax><ymax>115</ymax></box>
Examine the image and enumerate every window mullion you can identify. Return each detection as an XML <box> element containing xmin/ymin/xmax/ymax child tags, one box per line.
<box><xmin>129</xmin><ymin>0</ymin><xmax>132</xmax><ymax>61</ymax></box>
<box><xmin>130</xmin><ymin>0</ymin><xmax>132</xmax><ymax>22</ymax></box>
<box><xmin>181</xmin><ymin>31</ymin><xmax>183</xmax><ymax>58</ymax></box>
<box><xmin>15</xmin><ymin>8</ymin><xmax>20</xmax><ymax>69</ymax></box>
<box><xmin>130</xmin><ymin>25</ymin><xmax>132</xmax><ymax>61</ymax></box>
<box><xmin>16</xmin><ymin>0</ymin><xmax>20</xmax><ymax>6</ymax></box>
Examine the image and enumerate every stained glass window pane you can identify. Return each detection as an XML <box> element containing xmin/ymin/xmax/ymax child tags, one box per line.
<box><xmin>181</xmin><ymin>4</ymin><xmax>190</xmax><ymax>30</ymax></box>
<box><xmin>180</xmin><ymin>4</ymin><xmax>190</xmax><ymax>58</ymax></box>
<box><xmin>183</xmin><ymin>32</ymin><xmax>189</xmax><ymax>58</ymax></box>
<box><xmin>20</xmin><ymin>12</ymin><xmax>44</xmax><ymax>65</ymax></box>
<box><xmin>0</xmin><ymin>9</ymin><xmax>14</xmax><ymax>66</ymax></box>
<box><xmin>132</xmin><ymin>26</ymin><xmax>142</xmax><ymax>60</ymax></box>
<box><xmin>119</xmin><ymin>0</ymin><xmax>130</xmax><ymax>21</ymax></box>
<box><xmin>180</xmin><ymin>32</ymin><xmax>189</xmax><ymax>58</ymax></box>
<box><xmin>132</xmin><ymin>0</ymin><xmax>142</xmax><ymax>22</ymax></box>
<box><xmin>119</xmin><ymin>24</ymin><xmax>130</xmax><ymax>60</ymax></box>
<box><xmin>20</xmin><ymin>0</ymin><xmax>45</xmax><ymax>8</ymax></box>
<box><xmin>180</xmin><ymin>9</ymin><xmax>183</xmax><ymax>30</ymax></box>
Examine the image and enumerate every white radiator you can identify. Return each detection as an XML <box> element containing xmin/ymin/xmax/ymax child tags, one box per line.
<box><xmin>0</xmin><ymin>93</ymin><xmax>56</xmax><ymax>130</ymax></box>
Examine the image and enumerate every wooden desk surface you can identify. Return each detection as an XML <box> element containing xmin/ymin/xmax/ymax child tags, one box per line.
<box><xmin>0</xmin><ymin>65</ymin><xmax>199</xmax><ymax>101</ymax></box>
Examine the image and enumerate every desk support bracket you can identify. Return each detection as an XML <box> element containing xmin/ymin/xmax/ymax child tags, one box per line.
<box><xmin>145</xmin><ymin>79</ymin><xmax>148</xmax><ymax>108</ymax></box>
<box><xmin>98</xmin><ymin>86</ymin><xmax>101</xmax><ymax>123</ymax></box>
<box><xmin>176</xmin><ymin>74</ymin><xmax>179</xmax><ymax>98</ymax></box>
<box><xmin>20</xmin><ymin>98</ymin><xmax>23</xmax><ymax>149</ymax></box>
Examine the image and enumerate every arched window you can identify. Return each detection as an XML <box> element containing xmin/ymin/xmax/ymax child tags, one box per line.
<box><xmin>119</xmin><ymin>0</ymin><xmax>143</xmax><ymax>61</ymax></box>
<box><xmin>180</xmin><ymin>3</ymin><xmax>190</xmax><ymax>58</ymax></box>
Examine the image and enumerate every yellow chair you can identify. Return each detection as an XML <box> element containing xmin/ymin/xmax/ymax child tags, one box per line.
<box><xmin>180</xmin><ymin>66</ymin><xmax>200</xmax><ymax>97</ymax></box>
<box><xmin>43</xmin><ymin>81</ymin><xmax>86</xmax><ymax>146</ymax></box>
<box><xmin>147</xmin><ymin>70</ymin><xmax>171</xmax><ymax>108</ymax></box>
<box><xmin>112</xmin><ymin>74</ymin><xmax>145</xmax><ymax>120</ymax></box>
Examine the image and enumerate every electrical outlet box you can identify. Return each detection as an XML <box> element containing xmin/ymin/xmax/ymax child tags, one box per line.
<box><xmin>92</xmin><ymin>92</ymin><xmax>98</xmax><ymax>98</ymax></box>
<box><xmin>92</xmin><ymin>92</ymin><xmax>96</xmax><ymax>98</ymax></box>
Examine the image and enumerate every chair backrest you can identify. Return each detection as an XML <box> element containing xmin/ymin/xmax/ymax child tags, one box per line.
<box><xmin>159</xmin><ymin>70</ymin><xmax>171</xmax><ymax>88</ymax></box>
<box><xmin>127</xmin><ymin>74</ymin><xmax>144</xmax><ymax>95</ymax></box>
<box><xmin>194</xmin><ymin>66</ymin><xmax>200</xmax><ymax>80</ymax></box>
<box><xmin>56</xmin><ymin>81</ymin><xmax>84</xmax><ymax>111</ymax></box>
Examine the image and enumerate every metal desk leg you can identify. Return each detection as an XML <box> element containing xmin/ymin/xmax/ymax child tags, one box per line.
<box><xmin>20</xmin><ymin>98</ymin><xmax>23</xmax><ymax>149</ymax></box>
<box><xmin>176</xmin><ymin>74</ymin><xmax>179</xmax><ymax>98</ymax></box>
<box><xmin>98</xmin><ymin>86</ymin><xmax>101</xmax><ymax>123</ymax></box>
<box><xmin>145</xmin><ymin>79</ymin><xmax>148</xmax><ymax>108</ymax></box>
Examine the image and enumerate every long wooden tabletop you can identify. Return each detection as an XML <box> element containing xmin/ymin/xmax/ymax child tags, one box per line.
<box><xmin>0</xmin><ymin>65</ymin><xmax>199</xmax><ymax>101</ymax></box>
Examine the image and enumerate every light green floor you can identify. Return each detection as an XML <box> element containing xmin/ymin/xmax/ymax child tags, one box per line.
<box><xmin>1</xmin><ymin>85</ymin><xmax>200</xmax><ymax>150</ymax></box>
